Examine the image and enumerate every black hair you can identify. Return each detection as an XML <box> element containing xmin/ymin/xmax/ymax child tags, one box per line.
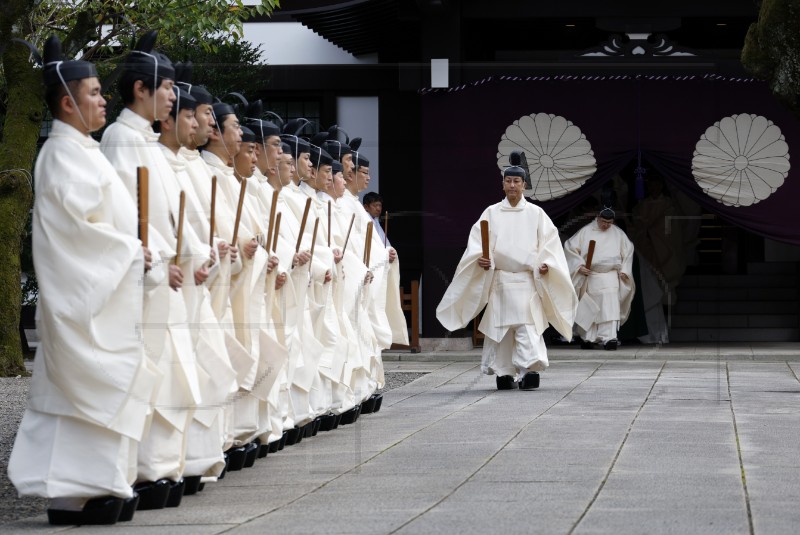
<box><xmin>45</xmin><ymin>79</ymin><xmax>82</xmax><ymax>118</ymax></box>
<box><xmin>363</xmin><ymin>192</ymin><xmax>382</xmax><ymax>205</ymax></box>
<box><xmin>118</xmin><ymin>70</ymin><xmax>156</xmax><ymax>105</ymax></box>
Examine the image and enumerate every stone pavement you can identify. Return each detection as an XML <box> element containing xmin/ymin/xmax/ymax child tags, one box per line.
<box><xmin>6</xmin><ymin>351</ymin><xmax>800</xmax><ymax>534</ymax></box>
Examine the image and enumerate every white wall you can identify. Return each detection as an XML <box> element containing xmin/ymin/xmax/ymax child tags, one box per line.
<box><xmin>336</xmin><ymin>97</ymin><xmax>379</xmax><ymax>198</ymax></box>
<box><xmin>243</xmin><ymin>22</ymin><xmax>378</xmax><ymax>65</ymax></box>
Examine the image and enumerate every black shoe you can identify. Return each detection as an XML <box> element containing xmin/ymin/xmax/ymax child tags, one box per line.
<box><xmin>134</xmin><ymin>479</ymin><xmax>170</xmax><ymax>510</ymax></box>
<box><xmin>243</xmin><ymin>442</ymin><xmax>259</xmax><ymax>468</ymax></box>
<box><xmin>278</xmin><ymin>432</ymin><xmax>287</xmax><ymax>450</ymax></box>
<box><xmin>312</xmin><ymin>417</ymin><xmax>322</xmax><ymax>436</ymax></box>
<box><xmin>268</xmin><ymin>440</ymin><xmax>280</xmax><ymax>453</ymax></box>
<box><xmin>360</xmin><ymin>396</ymin><xmax>376</xmax><ymax>414</ymax></box>
<box><xmin>334</xmin><ymin>413</ymin><xmax>343</xmax><ymax>428</ymax></box>
<box><xmin>373</xmin><ymin>393</ymin><xmax>384</xmax><ymax>413</ymax></box>
<box><xmin>604</xmin><ymin>339</ymin><xmax>618</xmax><ymax>351</ymax></box>
<box><xmin>580</xmin><ymin>340</ymin><xmax>594</xmax><ymax>350</ymax></box>
<box><xmin>165</xmin><ymin>478</ymin><xmax>185</xmax><ymax>508</ymax></box>
<box><xmin>319</xmin><ymin>414</ymin><xmax>337</xmax><ymax>431</ymax></box>
<box><xmin>258</xmin><ymin>443</ymin><xmax>269</xmax><ymax>458</ymax></box>
<box><xmin>225</xmin><ymin>446</ymin><xmax>247</xmax><ymax>471</ymax></box>
<box><xmin>340</xmin><ymin>406</ymin><xmax>359</xmax><ymax>425</ymax></box>
<box><xmin>496</xmin><ymin>375</ymin><xmax>515</xmax><ymax>390</ymax></box>
<box><xmin>118</xmin><ymin>492</ymin><xmax>139</xmax><ymax>521</ymax></box>
<box><xmin>303</xmin><ymin>422</ymin><xmax>314</xmax><ymax>438</ymax></box>
<box><xmin>183</xmin><ymin>476</ymin><xmax>202</xmax><ymax>496</ymax></box>
<box><xmin>284</xmin><ymin>427</ymin><xmax>302</xmax><ymax>446</ymax></box>
<box><xmin>519</xmin><ymin>372</ymin><xmax>540</xmax><ymax>390</ymax></box>
<box><xmin>48</xmin><ymin>496</ymin><xmax>124</xmax><ymax>526</ymax></box>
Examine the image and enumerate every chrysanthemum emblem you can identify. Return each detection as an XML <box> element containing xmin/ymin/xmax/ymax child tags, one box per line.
<box><xmin>497</xmin><ymin>113</ymin><xmax>596</xmax><ymax>201</ymax></box>
<box><xmin>692</xmin><ymin>114</ymin><xmax>790</xmax><ymax>207</ymax></box>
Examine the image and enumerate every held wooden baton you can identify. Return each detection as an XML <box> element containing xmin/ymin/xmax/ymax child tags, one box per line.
<box><xmin>383</xmin><ymin>211</ymin><xmax>389</xmax><ymax>246</ymax></box>
<box><xmin>231</xmin><ymin>179</ymin><xmax>247</xmax><ymax>246</ymax></box>
<box><xmin>364</xmin><ymin>221</ymin><xmax>374</xmax><ymax>266</ymax></box>
<box><xmin>265</xmin><ymin>190</ymin><xmax>278</xmax><ymax>252</ymax></box>
<box><xmin>174</xmin><ymin>191</ymin><xmax>186</xmax><ymax>265</ymax></box>
<box><xmin>309</xmin><ymin>218</ymin><xmax>319</xmax><ymax>264</ymax></box>
<box><xmin>272</xmin><ymin>212</ymin><xmax>281</xmax><ymax>253</ymax></box>
<box><xmin>137</xmin><ymin>167</ymin><xmax>148</xmax><ymax>247</ymax></box>
<box><xmin>327</xmin><ymin>200</ymin><xmax>331</xmax><ymax>247</ymax></box>
<box><xmin>585</xmin><ymin>240</ymin><xmax>596</xmax><ymax>270</ymax></box>
<box><xmin>295</xmin><ymin>197</ymin><xmax>311</xmax><ymax>252</ymax></box>
<box><xmin>480</xmin><ymin>220</ymin><xmax>489</xmax><ymax>262</ymax></box>
<box><xmin>342</xmin><ymin>213</ymin><xmax>355</xmax><ymax>254</ymax></box>
<box><xmin>209</xmin><ymin>176</ymin><xmax>216</xmax><ymax>247</ymax></box>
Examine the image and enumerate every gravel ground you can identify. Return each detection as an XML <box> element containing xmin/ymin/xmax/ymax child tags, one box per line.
<box><xmin>0</xmin><ymin>370</ymin><xmax>427</xmax><ymax>525</ymax></box>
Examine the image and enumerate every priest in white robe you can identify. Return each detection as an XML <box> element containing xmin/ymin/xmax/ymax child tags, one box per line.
<box><xmin>437</xmin><ymin>160</ymin><xmax>577</xmax><ymax>390</ymax></box>
<box><xmin>8</xmin><ymin>37</ymin><xmax>159</xmax><ymax>525</ymax></box>
<box><xmin>564</xmin><ymin>206</ymin><xmax>635</xmax><ymax>350</ymax></box>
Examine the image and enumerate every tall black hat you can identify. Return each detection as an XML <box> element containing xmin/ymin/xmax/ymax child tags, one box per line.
<box><xmin>174</xmin><ymin>62</ymin><xmax>213</xmax><ymax>105</ymax></box>
<box><xmin>310</xmin><ymin>145</ymin><xmax>334</xmax><ymax>167</ymax></box>
<box><xmin>124</xmin><ymin>31</ymin><xmax>175</xmax><ymax>81</ymax></box>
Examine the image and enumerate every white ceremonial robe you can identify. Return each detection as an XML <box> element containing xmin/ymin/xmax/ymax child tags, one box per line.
<box><xmin>183</xmin><ymin>147</ymin><xmax>247</xmax><ymax>451</ymax></box>
<box><xmin>564</xmin><ymin>221</ymin><xmax>635</xmax><ymax>343</ymax></box>
<box><xmin>437</xmin><ymin>198</ymin><xmax>577</xmax><ymax>380</ymax></box>
<box><xmin>101</xmin><ymin>109</ymin><xmax>202</xmax><ymax>482</ymax></box>
<box><xmin>165</xmin><ymin>147</ymin><xmax>238</xmax><ymax>478</ymax></box>
<box><xmin>9</xmin><ymin>120</ymin><xmax>160</xmax><ymax>499</ymax></box>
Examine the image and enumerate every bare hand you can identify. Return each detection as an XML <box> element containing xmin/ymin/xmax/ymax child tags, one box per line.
<box><xmin>275</xmin><ymin>272</ymin><xmax>287</xmax><ymax>290</ymax></box>
<box><xmin>143</xmin><ymin>246</ymin><xmax>152</xmax><ymax>272</ymax></box>
<box><xmin>539</xmin><ymin>263</ymin><xmax>549</xmax><ymax>275</ymax></box>
<box><xmin>218</xmin><ymin>241</ymin><xmax>229</xmax><ymax>260</ymax></box>
<box><xmin>194</xmin><ymin>265</ymin><xmax>209</xmax><ymax>285</ymax></box>
<box><xmin>229</xmin><ymin>245</ymin><xmax>239</xmax><ymax>264</ymax></box>
<box><xmin>169</xmin><ymin>264</ymin><xmax>183</xmax><ymax>291</ymax></box>
<box><xmin>619</xmin><ymin>272</ymin><xmax>629</xmax><ymax>282</ymax></box>
<box><xmin>388</xmin><ymin>247</ymin><xmax>397</xmax><ymax>263</ymax></box>
<box><xmin>208</xmin><ymin>247</ymin><xmax>217</xmax><ymax>266</ymax></box>
<box><xmin>578</xmin><ymin>265</ymin><xmax>591</xmax><ymax>276</ymax></box>
<box><xmin>324</xmin><ymin>270</ymin><xmax>332</xmax><ymax>284</ymax></box>
<box><xmin>244</xmin><ymin>238</ymin><xmax>258</xmax><ymax>260</ymax></box>
<box><xmin>293</xmin><ymin>251</ymin><xmax>311</xmax><ymax>268</ymax></box>
<box><xmin>364</xmin><ymin>271</ymin><xmax>374</xmax><ymax>284</ymax></box>
<box><xmin>267</xmin><ymin>254</ymin><xmax>279</xmax><ymax>273</ymax></box>
<box><xmin>333</xmin><ymin>248</ymin><xmax>343</xmax><ymax>264</ymax></box>
<box><xmin>477</xmin><ymin>256</ymin><xmax>491</xmax><ymax>270</ymax></box>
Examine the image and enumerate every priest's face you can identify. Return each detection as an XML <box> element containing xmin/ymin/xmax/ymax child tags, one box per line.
<box><xmin>318</xmin><ymin>164</ymin><xmax>333</xmax><ymax>191</ymax></box>
<box><xmin>176</xmin><ymin>108</ymin><xmax>197</xmax><ymax>147</ymax></box>
<box><xmin>265</xmin><ymin>135</ymin><xmax>283</xmax><ymax>173</ymax></box>
<box><xmin>234</xmin><ymin>142</ymin><xmax>256</xmax><ymax>178</ymax></box>
<box><xmin>193</xmin><ymin>103</ymin><xmax>214</xmax><ymax>147</ymax></box>
<box><xmin>72</xmin><ymin>77</ymin><xmax>107</xmax><ymax>133</ymax></box>
<box><xmin>297</xmin><ymin>152</ymin><xmax>313</xmax><ymax>180</ymax></box>
<box><xmin>221</xmin><ymin>114</ymin><xmax>242</xmax><ymax>156</ymax></box>
<box><xmin>155</xmin><ymin>79</ymin><xmax>175</xmax><ymax>122</ymax></box>
<box><xmin>342</xmin><ymin>153</ymin><xmax>355</xmax><ymax>176</ymax></box>
<box><xmin>356</xmin><ymin>167</ymin><xmax>370</xmax><ymax>191</ymax></box>
<box><xmin>596</xmin><ymin>217</ymin><xmax>614</xmax><ymax>231</ymax></box>
<box><xmin>279</xmin><ymin>153</ymin><xmax>295</xmax><ymax>186</ymax></box>
<box><xmin>331</xmin><ymin>171</ymin><xmax>346</xmax><ymax>199</ymax></box>
<box><xmin>503</xmin><ymin>175</ymin><xmax>524</xmax><ymax>205</ymax></box>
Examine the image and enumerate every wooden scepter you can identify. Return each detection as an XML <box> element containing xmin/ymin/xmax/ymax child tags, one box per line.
<box><xmin>342</xmin><ymin>214</ymin><xmax>355</xmax><ymax>255</ymax></box>
<box><xmin>209</xmin><ymin>176</ymin><xmax>216</xmax><ymax>247</ymax></box>
<box><xmin>231</xmin><ymin>179</ymin><xmax>247</xmax><ymax>246</ymax></box>
<box><xmin>174</xmin><ymin>191</ymin><xmax>186</xmax><ymax>265</ymax></box>
<box><xmin>364</xmin><ymin>221</ymin><xmax>374</xmax><ymax>266</ymax></box>
<box><xmin>272</xmin><ymin>212</ymin><xmax>281</xmax><ymax>253</ymax></box>
<box><xmin>327</xmin><ymin>200</ymin><xmax>331</xmax><ymax>247</ymax></box>
<box><xmin>580</xmin><ymin>239</ymin><xmax>597</xmax><ymax>298</ymax></box>
<box><xmin>295</xmin><ymin>197</ymin><xmax>312</xmax><ymax>252</ymax></box>
<box><xmin>383</xmin><ymin>210</ymin><xmax>389</xmax><ymax>247</ymax></box>
<box><xmin>137</xmin><ymin>167</ymin><xmax>148</xmax><ymax>247</ymax></box>
<box><xmin>309</xmin><ymin>218</ymin><xmax>319</xmax><ymax>265</ymax></box>
<box><xmin>265</xmin><ymin>190</ymin><xmax>278</xmax><ymax>253</ymax></box>
<box><xmin>480</xmin><ymin>220</ymin><xmax>489</xmax><ymax>269</ymax></box>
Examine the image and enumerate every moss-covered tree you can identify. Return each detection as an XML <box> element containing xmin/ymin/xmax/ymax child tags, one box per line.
<box><xmin>742</xmin><ymin>0</ymin><xmax>800</xmax><ymax>119</ymax></box>
<box><xmin>0</xmin><ymin>0</ymin><xmax>279</xmax><ymax>376</ymax></box>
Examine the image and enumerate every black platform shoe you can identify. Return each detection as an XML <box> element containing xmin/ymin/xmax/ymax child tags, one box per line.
<box><xmin>496</xmin><ymin>375</ymin><xmax>515</xmax><ymax>390</ymax></box>
<box><xmin>319</xmin><ymin>413</ymin><xmax>337</xmax><ymax>431</ymax></box>
<box><xmin>302</xmin><ymin>422</ymin><xmax>314</xmax><ymax>438</ymax></box>
<box><xmin>604</xmin><ymin>339</ymin><xmax>618</xmax><ymax>351</ymax></box>
<box><xmin>268</xmin><ymin>439</ymin><xmax>280</xmax><ymax>453</ymax></box>
<box><xmin>165</xmin><ymin>478</ymin><xmax>185</xmax><ymax>508</ymax></box>
<box><xmin>258</xmin><ymin>442</ymin><xmax>270</xmax><ymax>458</ymax></box>
<box><xmin>339</xmin><ymin>406</ymin><xmax>359</xmax><ymax>425</ymax></box>
<box><xmin>278</xmin><ymin>431</ymin><xmax>288</xmax><ymax>450</ymax></box>
<box><xmin>519</xmin><ymin>372</ymin><xmax>540</xmax><ymax>390</ymax></box>
<box><xmin>225</xmin><ymin>446</ymin><xmax>247</xmax><ymax>471</ymax></box>
<box><xmin>243</xmin><ymin>442</ymin><xmax>259</xmax><ymax>468</ymax></box>
<box><xmin>48</xmin><ymin>496</ymin><xmax>124</xmax><ymax>525</ymax></box>
<box><xmin>580</xmin><ymin>340</ymin><xmax>595</xmax><ymax>350</ymax></box>
<box><xmin>360</xmin><ymin>396</ymin><xmax>376</xmax><ymax>414</ymax></box>
<box><xmin>373</xmin><ymin>393</ymin><xmax>384</xmax><ymax>413</ymax></box>
<box><xmin>118</xmin><ymin>492</ymin><xmax>139</xmax><ymax>521</ymax></box>
<box><xmin>183</xmin><ymin>475</ymin><xmax>202</xmax><ymax>496</ymax></box>
<box><xmin>334</xmin><ymin>413</ymin><xmax>343</xmax><ymax>428</ymax></box>
<box><xmin>134</xmin><ymin>479</ymin><xmax>170</xmax><ymax>510</ymax></box>
<box><xmin>312</xmin><ymin>417</ymin><xmax>322</xmax><ymax>436</ymax></box>
<box><xmin>284</xmin><ymin>427</ymin><xmax>301</xmax><ymax>446</ymax></box>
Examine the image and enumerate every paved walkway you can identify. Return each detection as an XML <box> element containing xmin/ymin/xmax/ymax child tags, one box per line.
<box><xmin>7</xmin><ymin>354</ymin><xmax>800</xmax><ymax>534</ymax></box>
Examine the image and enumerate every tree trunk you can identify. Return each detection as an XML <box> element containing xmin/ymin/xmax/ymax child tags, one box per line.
<box><xmin>0</xmin><ymin>0</ymin><xmax>40</xmax><ymax>376</ymax></box>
